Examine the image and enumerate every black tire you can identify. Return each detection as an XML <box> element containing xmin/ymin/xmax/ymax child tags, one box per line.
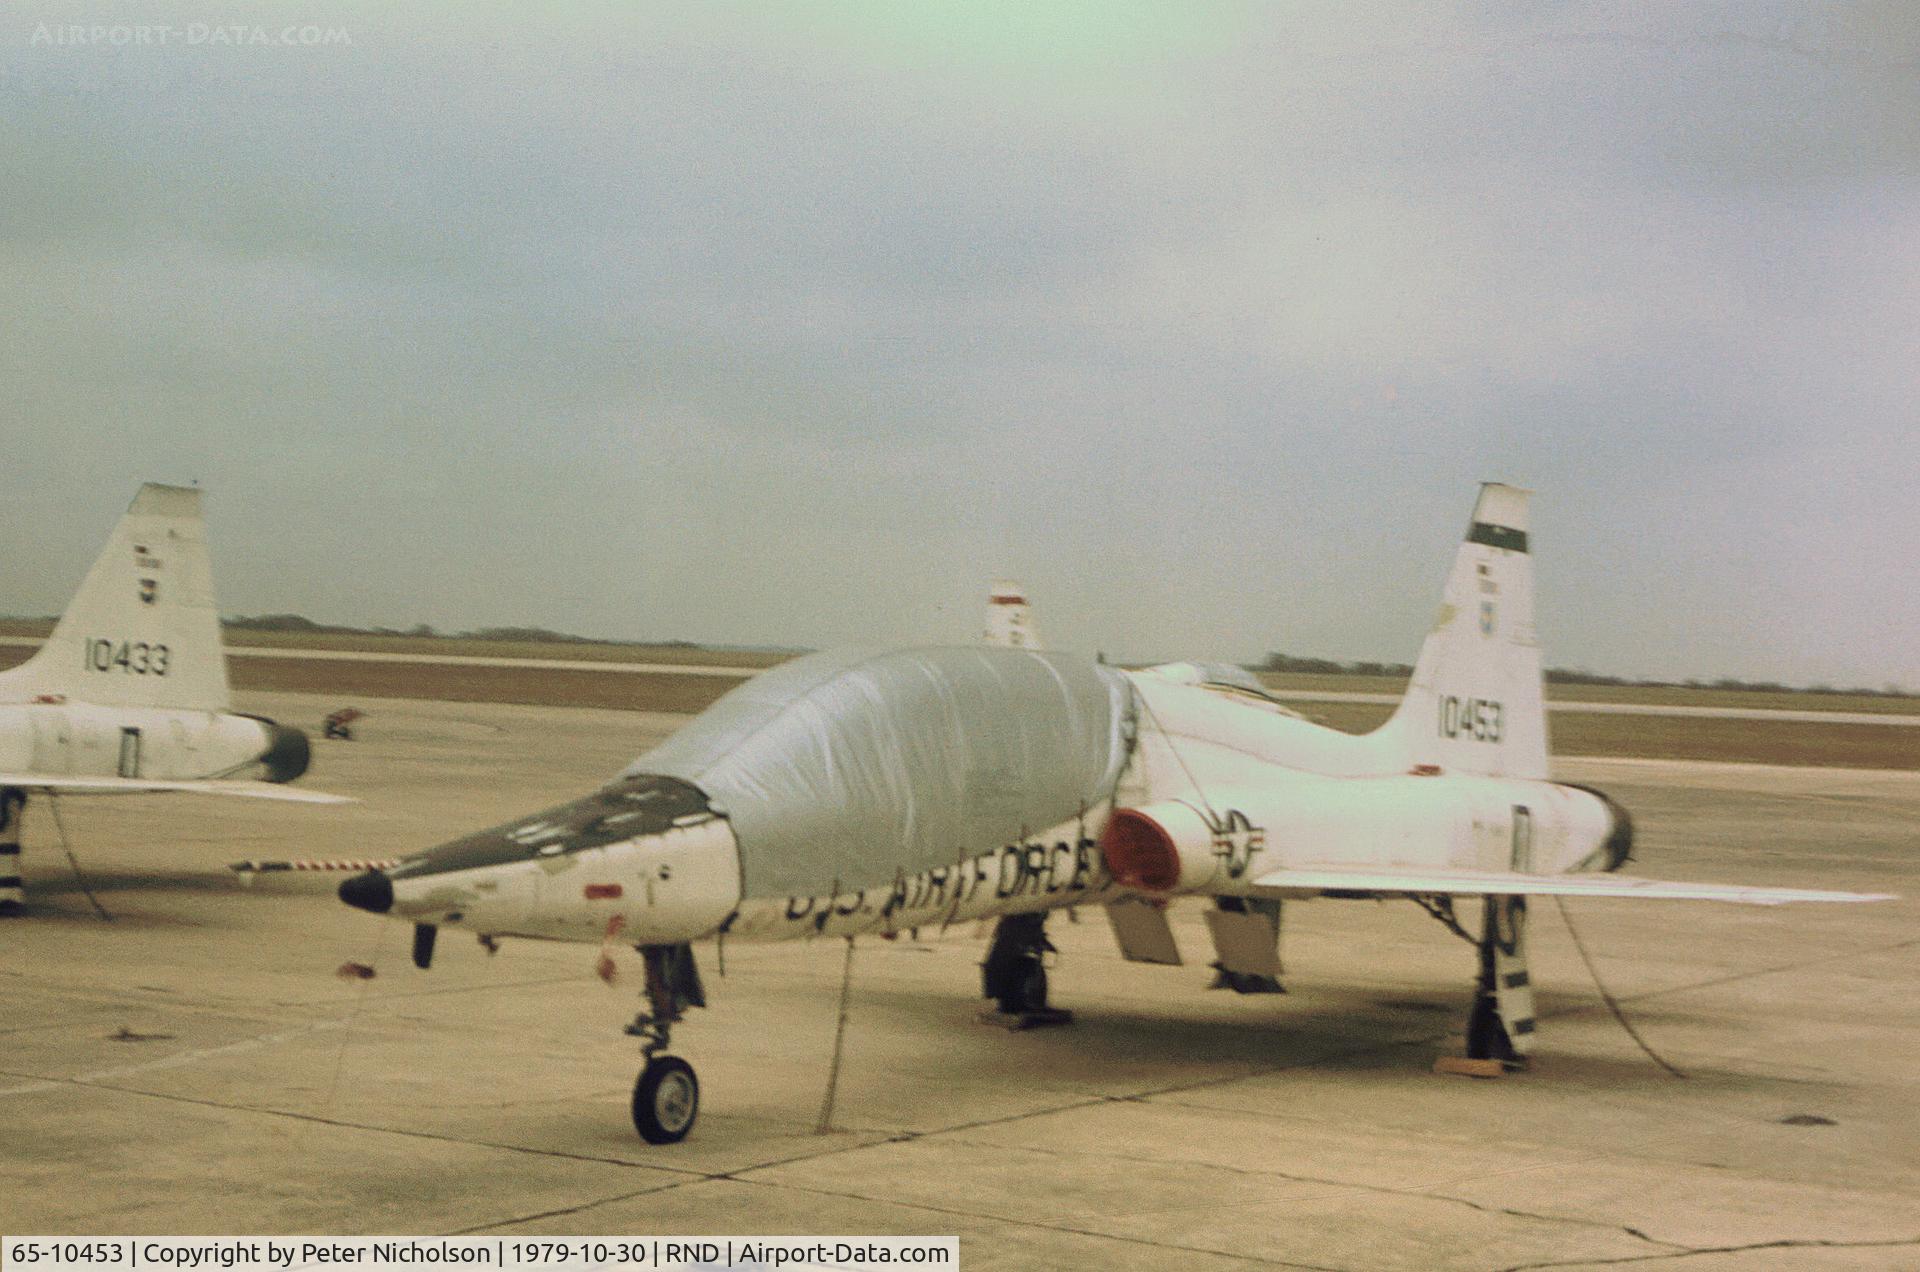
<box><xmin>998</xmin><ymin>959</ymin><xmax>1048</xmax><ymax>1015</ymax></box>
<box><xmin>632</xmin><ymin>1055</ymin><xmax>699</xmax><ymax>1144</ymax></box>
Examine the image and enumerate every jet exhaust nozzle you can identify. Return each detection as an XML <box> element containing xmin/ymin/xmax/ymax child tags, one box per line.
<box><xmin>259</xmin><ymin>723</ymin><xmax>312</xmax><ymax>783</ymax></box>
<box><xmin>235</xmin><ymin>715</ymin><xmax>313</xmax><ymax>783</ymax></box>
<box><xmin>1596</xmin><ymin>791</ymin><xmax>1634</xmax><ymax>869</ymax></box>
<box><xmin>1564</xmin><ymin>783</ymin><xmax>1635</xmax><ymax>870</ymax></box>
<box><xmin>339</xmin><ymin>869</ymin><xmax>394</xmax><ymax>915</ymax></box>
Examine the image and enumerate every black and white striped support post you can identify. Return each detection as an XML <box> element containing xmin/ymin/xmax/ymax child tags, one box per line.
<box><xmin>1466</xmin><ymin>894</ymin><xmax>1536</xmax><ymax>1066</ymax></box>
<box><xmin>1492</xmin><ymin>895</ymin><xmax>1537</xmax><ymax>1060</ymax></box>
<box><xmin>0</xmin><ymin>788</ymin><xmax>25</xmax><ymax>914</ymax></box>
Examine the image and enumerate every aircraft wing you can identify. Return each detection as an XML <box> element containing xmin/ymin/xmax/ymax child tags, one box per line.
<box><xmin>1248</xmin><ymin>864</ymin><xmax>1892</xmax><ymax>906</ymax></box>
<box><xmin>0</xmin><ymin>773</ymin><xmax>353</xmax><ymax>804</ymax></box>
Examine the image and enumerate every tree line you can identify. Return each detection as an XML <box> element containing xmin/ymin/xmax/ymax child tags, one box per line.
<box><xmin>224</xmin><ymin>613</ymin><xmax>697</xmax><ymax>648</ymax></box>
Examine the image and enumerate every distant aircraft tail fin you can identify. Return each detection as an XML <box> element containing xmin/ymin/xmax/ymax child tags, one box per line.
<box><xmin>984</xmin><ymin>580</ymin><xmax>1042</xmax><ymax>650</ymax></box>
<box><xmin>0</xmin><ymin>484</ymin><xmax>233</xmax><ymax>711</ymax></box>
<box><xmin>1375</xmin><ymin>484</ymin><xmax>1547</xmax><ymax>779</ymax></box>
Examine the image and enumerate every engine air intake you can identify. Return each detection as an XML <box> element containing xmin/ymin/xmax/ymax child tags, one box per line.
<box><xmin>1101</xmin><ymin>808</ymin><xmax>1183</xmax><ymax>893</ymax></box>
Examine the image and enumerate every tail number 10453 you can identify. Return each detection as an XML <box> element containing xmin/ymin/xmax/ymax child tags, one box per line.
<box><xmin>1438</xmin><ymin>694</ymin><xmax>1502</xmax><ymax>742</ymax></box>
<box><xmin>84</xmin><ymin>638</ymin><xmax>171</xmax><ymax>676</ymax></box>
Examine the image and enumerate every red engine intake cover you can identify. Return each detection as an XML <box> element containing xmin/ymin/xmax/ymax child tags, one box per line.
<box><xmin>1100</xmin><ymin>808</ymin><xmax>1182</xmax><ymax>893</ymax></box>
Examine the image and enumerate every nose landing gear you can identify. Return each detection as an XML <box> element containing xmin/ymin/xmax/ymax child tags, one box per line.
<box><xmin>626</xmin><ymin>943</ymin><xmax>706</xmax><ymax>1144</ymax></box>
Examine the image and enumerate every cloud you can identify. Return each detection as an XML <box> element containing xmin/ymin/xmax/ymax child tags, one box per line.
<box><xmin>0</xmin><ymin>2</ymin><xmax>1913</xmax><ymax>686</ymax></box>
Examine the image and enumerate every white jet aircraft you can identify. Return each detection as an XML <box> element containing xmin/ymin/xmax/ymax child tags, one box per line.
<box><xmin>1</xmin><ymin>483</ymin><xmax>347</xmax><ymax>913</ymax></box>
<box><xmin>338</xmin><ymin>484</ymin><xmax>1890</xmax><ymax>1143</ymax></box>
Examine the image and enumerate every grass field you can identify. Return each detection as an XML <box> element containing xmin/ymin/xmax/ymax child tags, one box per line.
<box><xmin>0</xmin><ymin>618</ymin><xmax>793</xmax><ymax>669</ymax></box>
<box><xmin>1295</xmin><ymin>701</ymin><xmax>1918</xmax><ymax>770</ymax></box>
<box><xmin>3</xmin><ymin>619</ymin><xmax>1912</xmax><ymax>715</ymax></box>
<box><xmin>227</xmin><ymin>656</ymin><xmax>744</xmax><ymax>715</ymax></box>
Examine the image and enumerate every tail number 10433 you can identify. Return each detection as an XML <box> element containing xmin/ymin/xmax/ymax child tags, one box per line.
<box><xmin>84</xmin><ymin>638</ymin><xmax>171</xmax><ymax>676</ymax></box>
<box><xmin>1438</xmin><ymin>694</ymin><xmax>1502</xmax><ymax>742</ymax></box>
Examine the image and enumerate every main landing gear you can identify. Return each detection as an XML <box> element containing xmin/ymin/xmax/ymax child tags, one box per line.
<box><xmin>980</xmin><ymin>913</ymin><xmax>1072</xmax><ymax>1026</ymax></box>
<box><xmin>1206</xmin><ymin>896</ymin><xmax>1286</xmax><ymax>994</ymax></box>
<box><xmin>982</xmin><ymin>912</ymin><xmax>1050</xmax><ymax>1013</ymax></box>
<box><xmin>1414</xmin><ymin>893</ymin><xmax>1535</xmax><ymax>1068</ymax></box>
<box><xmin>0</xmin><ymin>788</ymin><xmax>24</xmax><ymax>915</ymax></box>
<box><xmin>626</xmin><ymin>943</ymin><xmax>706</xmax><ymax>1143</ymax></box>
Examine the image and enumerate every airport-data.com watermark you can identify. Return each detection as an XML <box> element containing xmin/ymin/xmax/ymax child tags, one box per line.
<box><xmin>29</xmin><ymin>22</ymin><xmax>351</xmax><ymax>48</ymax></box>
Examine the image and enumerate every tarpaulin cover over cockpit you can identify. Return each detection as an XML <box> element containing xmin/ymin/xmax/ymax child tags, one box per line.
<box><xmin>625</xmin><ymin>646</ymin><xmax>1136</xmax><ymax>899</ymax></box>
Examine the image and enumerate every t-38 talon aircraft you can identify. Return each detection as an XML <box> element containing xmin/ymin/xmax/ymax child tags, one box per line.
<box><xmin>1</xmin><ymin>483</ymin><xmax>348</xmax><ymax>913</ymax></box>
<box><xmin>338</xmin><ymin>484</ymin><xmax>1890</xmax><ymax>1143</ymax></box>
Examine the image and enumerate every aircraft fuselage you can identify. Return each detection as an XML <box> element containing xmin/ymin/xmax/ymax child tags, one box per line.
<box><xmin>365</xmin><ymin>671</ymin><xmax>1626</xmax><ymax>948</ymax></box>
<box><xmin>0</xmin><ymin>701</ymin><xmax>301</xmax><ymax>784</ymax></box>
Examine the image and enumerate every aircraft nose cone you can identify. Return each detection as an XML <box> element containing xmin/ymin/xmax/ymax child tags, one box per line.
<box><xmin>339</xmin><ymin>869</ymin><xmax>394</xmax><ymax>915</ymax></box>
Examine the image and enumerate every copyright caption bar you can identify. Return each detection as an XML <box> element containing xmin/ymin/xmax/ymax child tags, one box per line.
<box><xmin>2</xmin><ymin>1238</ymin><xmax>959</xmax><ymax>1271</ymax></box>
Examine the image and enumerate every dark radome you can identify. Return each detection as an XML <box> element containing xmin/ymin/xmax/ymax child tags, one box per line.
<box><xmin>338</xmin><ymin>869</ymin><xmax>394</xmax><ymax>914</ymax></box>
<box><xmin>385</xmin><ymin>775</ymin><xmax>714</xmax><ymax>881</ymax></box>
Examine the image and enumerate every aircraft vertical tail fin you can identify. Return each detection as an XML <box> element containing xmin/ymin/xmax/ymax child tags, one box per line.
<box><xmin>984</xmin><ymin>581</ymin><xmax>1042</xmax><ymax>650</ymax></box>
<box><xmin>0</xmin><ymin>484</ymin><xmax>232</xmax><ymax>711</ymax></box>
<box><xmin>1375</xmin><ymin>484</ymin><xmax>1547</xmax><ymax>779</ymax></box>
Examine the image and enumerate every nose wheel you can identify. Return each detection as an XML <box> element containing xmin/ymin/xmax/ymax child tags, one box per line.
<box><xmin>624</xmin><ymin>942</ymin><xmax>707</xmax><ymax>1144</ymax></box>
<box><xmin>632</xmin><ymin>1055</ymin><xmax>699</xmax><ymax>1144</ymax></box>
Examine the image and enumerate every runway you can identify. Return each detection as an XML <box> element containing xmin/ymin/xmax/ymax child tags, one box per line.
<box><xmin>0</xmin><ymin>635</ymin><xmax>764</xmax><ymax>680</ymax></box>
<box><xmin>3</xmin><ymin>691</ymin><xmax>1915</xmax><ymax>1268</ymax></box>
<box><xmin>1272</xmin><ymin>690</ymin><xmax>1920</xmax><ymax>727</ymax></box>
<box><xmin>3</xmin><ymin>636</ymin><xmax>1913</xmax><ymax>727</ymax></box>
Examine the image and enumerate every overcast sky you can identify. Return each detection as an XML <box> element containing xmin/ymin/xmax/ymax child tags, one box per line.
<box><xmin>3</xmin><ymin>3</ymin><xmax>1915</xmax><ymax>687</ymax></box>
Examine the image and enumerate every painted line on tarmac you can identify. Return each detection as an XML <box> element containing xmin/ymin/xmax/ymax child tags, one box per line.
<box><xmin>1558</xmin><ymin>755</ymin><xmax>1920</xmax><ymax>780</ymax></box>
<box><xmin>1274</xmin><ymin>690</ymin><xmax>1920</xmax><ymax>726</ymax></box>
<box><xmin>1552</xmin><ymin>700</ymin><xmax>1920</xmax><ymax>725</ymax></box>
<box><xmin>0</xmin><ymin>1016</ymin><xmax>354</xmax><ymax>1098</ymax></box>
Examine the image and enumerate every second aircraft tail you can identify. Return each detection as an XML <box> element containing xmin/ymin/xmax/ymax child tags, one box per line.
<box><xmin>0</xmin><ymin>483</ymin><xmax>233</xmax><ymax>712</ymax></box>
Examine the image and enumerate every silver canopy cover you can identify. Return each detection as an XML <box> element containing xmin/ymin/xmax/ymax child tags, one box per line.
<box><xmin>626</xmin><ymin>646</ymin><xmax>1136</xmax><ymax>899</ymax></box>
